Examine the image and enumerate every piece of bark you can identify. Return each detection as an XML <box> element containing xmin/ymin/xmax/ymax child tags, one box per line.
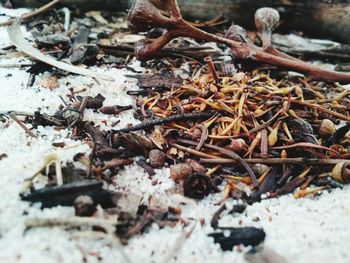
<box><xmin>14</xmin><ymin>0</ymin><xmax>350</xmax><ymax>43</ymax></box>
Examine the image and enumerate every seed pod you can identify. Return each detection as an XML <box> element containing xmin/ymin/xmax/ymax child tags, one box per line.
<box><xmin>183</xmin><ymin>173</ymin><xmax>211</xmax><ymax>199</ymax></box>
<box><xmin>148</xmin><ymin>149</ymin><xmax>166</xmax><ymax>168</ymax></box>
<box><xmin>170</xmin><ymin>163</ymin><xmax>193</xmax><ymax>183</ymax></box>
<box><xmin>331</xmin><ymin>162</ymin><xmax>350</xmax><ymax>183</ymax></box>
<box><xmin>74</xmin><ymin>195</ymin><xmax>96</xmax><ymax>217</ymax></box>
<box><xmin>268</xmin><ymin>126</ymin><xmax>278</xmax><ymax>146</ymax></box>
<box><xmin>281</xmin><ymin>150</ymin><xmax>287</xmax><ymax>159</ymax></box>
<box><xmin>319</xmin><ymin>119</ymin><xmax>336</xmax><ymax>137</ymax></box>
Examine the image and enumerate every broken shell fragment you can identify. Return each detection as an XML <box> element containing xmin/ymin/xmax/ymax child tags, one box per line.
<box><xmin>319</xmin><ymin>119</ymin><xmax>336</xmax><ymax>137</ymax></box>
<box><xmin>331</xmin><ymin>162</ymin><xmax>350</xmax><ymax>183</ymax></box>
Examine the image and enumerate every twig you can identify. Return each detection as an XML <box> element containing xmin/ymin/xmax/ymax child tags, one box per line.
<box><xmin>113</xmin><ymin>111</ymin><xmax>215</xmax><ymax>133</ymax></box>
<box><xmin>9</xmin><ymin>112</ymin><xmax>37</xmax><ymax>138</ymax></box>
<box><xmin>170</xmin><ymin>141</ymin><xmax>219</xmax><ymax>159</ymax></box>
<box><xmin>200</xmin><ymin>157</ymin><xmax>350</xmax><ymax>165</ymax></box>
<box><xmin>128</xmin><ymin>0</ymin><xmax>350</xmax><ymax>83</ymax></box>
<box><xmin>0</xmin><ymin>0</ymin><xmax>60</xmax><ymax>27</ymax></box>
<box><xmin>205</xmin><ymin>56</ymin><xmax>219</xmax><ymax>83</ymax></box>
<box><xmin>271</xmin><ymin>142</ymin><xmax>339</xmax><ymax>156</ymax></box>
<box><xmin>25</xmin><ymin>216</ymin><xmax>118</xmax><ymax>229</ymax></box>
<box><xmin>291</xmin><ymin>99</ymin><xmax>350</xmax><ymax>121</ymax></box>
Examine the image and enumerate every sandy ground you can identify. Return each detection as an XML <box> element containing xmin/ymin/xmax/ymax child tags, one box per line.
<box><xmin>0</xmin><ymin>7</ymin><xmax>350</xmax><ymax>263</ymax></box>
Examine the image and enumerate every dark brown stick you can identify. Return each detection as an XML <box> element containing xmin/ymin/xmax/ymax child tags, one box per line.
<box><xmin>113</xmin><ymin>111</ymin><xmax>214</xmax><ymax>133</ymax></box>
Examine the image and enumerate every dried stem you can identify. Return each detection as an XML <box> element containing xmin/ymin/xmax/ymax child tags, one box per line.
<box><xmin>291</xmin><ymin>99</ymin><xmax>350</xmax><ymax>121</ymax></box>
<box><xmin>200</xmin><ymin>157</ymin><xmax>349</xmax><ymax>166</ymax></box>
<box><xmin>10</xmin><ymin>112</ymin><xmax>37</xmax><ymax>138</ymax></box>
<box><xmin>114</xmin><ymin>111</ymin><xmax>214</xmax><ymax>133</ymax></box>
<box><xmin>205</xmin><ymin>56</ymin><xmax>219</xmax><ymax>83</ymax></box>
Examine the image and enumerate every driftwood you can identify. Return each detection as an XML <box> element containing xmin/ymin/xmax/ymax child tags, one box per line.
<box><xmin>12</xmin><ymin>0</ymin><xmax>350</xmax><ymax>43</ymax></box>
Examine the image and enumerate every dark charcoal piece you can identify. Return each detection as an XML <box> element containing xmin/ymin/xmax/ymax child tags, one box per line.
<box><xmin>77</xmin><ymin>94</ymin><xmax>105</xmax><ymax>110</ymax></box>
<box><xmin>313</xmin><ymin>177</ymin><xmax>343</xmax><ymax>189</ymax></box>
<box><xmin>21</xmin><ymin>180</ymin><xmax>115</xmax><ymax>208</ymax></box>
<box><xmin>246</xmin><ymin>168</ymin><xmax>278</xmax><ymax>204</ymax></box>
<box><xmin>183</xmin><ymin>173</ymin><xmax>211</xmax><ymax>199</ymax></box>
<box><xmin>35</xmin><ymin>34</ymin><xmax>71</xmax><ymax>48</ymax></box>
<box><xmin>208</xmin><ymin>227</ymin><xmax>266</xmax><ymax>251</ymax></box>
<box><xmin>228</xmin><ymin>204</ymin><xmax>247</xmax><ymax>214</ymax></box>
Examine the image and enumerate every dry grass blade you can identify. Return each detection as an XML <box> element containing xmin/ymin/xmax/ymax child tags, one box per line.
<box><xmin>6</xmin><ymin>21</ymin><xmax>114</xmax><ymax>81</ymax></box>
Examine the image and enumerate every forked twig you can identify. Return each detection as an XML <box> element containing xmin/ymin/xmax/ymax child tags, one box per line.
<box><xmin>128</xmin><ymin>0</ymin><xmax>350</xmax><ymax>83</ymax></box>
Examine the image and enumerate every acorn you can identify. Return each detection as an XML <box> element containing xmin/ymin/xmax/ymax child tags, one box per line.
<box><xmin>148</xmin><ymin>149</ymin><xmax>166</xmax><ymax>168</ymax></box>
<box><xmin>319</xmin><ymin>119</ymin><xmax>336</xmax><ymax>137</ymax></box>
<box><xmin>331</xmin><ymin>162</ymin><xmax>350</xmax><ymax>183</ymax></box>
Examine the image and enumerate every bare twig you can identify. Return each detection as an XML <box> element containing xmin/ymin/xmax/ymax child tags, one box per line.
<box><xmin>9</xmin><ymin>112</ymin><xmax>37</xmax><ymax>138</ymax></box>
<box><xmin>128</xmin><ymin>0</ymin><xmax>350</xmax><ymax>83</ymax></box>
<box><xmin>200</xmin><ymin>157</ymin><xmax>350</xmax><ymax>166</ymax></box>
<box><xmin>113</xmin><ymin>111</ymin><xmax>215</xmax><ymax>133</ymax></box>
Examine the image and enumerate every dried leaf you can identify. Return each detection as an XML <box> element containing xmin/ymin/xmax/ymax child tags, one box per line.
<box><xmin>150</xmin><ymin>128</ymin><xmax>165</xmax><ymax>149</ymax></box>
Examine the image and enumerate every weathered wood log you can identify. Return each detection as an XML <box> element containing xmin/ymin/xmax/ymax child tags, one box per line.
<box><xmin>10</xmin><ymin>0</ymin><xmax>350</xmax><ymax>43</ymax></box>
